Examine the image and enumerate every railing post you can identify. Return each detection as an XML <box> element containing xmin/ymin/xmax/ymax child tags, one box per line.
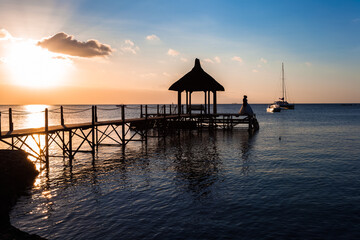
<box><xmin>121</xmin><ymin>105</ymin><xmax>126</xmax><ymax>151</ymax></box>
<box><xmin>60</xmin><ymin>106</ymin><xmax>65</xmax><ymax>157</ymax></box>
<box><xmin>9</xmin><ymin>108</ymin><xmax>13</xmax><ymax>150</ymax></box>
<box><xmin>60</xmin><ymin>106</ymin><xmax>64</xmax><ymax>125</ymax></box>
<box><xmin>0</xmin><ymin>112</ymin><xmax>2</xmax><ymax>137</ymax></box>
<box><xmin>140</xmin><ymin>104</ymin><xmax>143</xmax><ymax>118</ymax></box>
<box><xmin>9</xmin><ymin>108</ymin><xmax>13</xmax><ymax>131</ymax></box>
<box><xmin>45</xmin><ymin>108</ymin><xmax>49</xmax><ymax>169</ymax></box>
<box><xmin>145</xmin><ymin>105</ymin><xmax>148</xmax><ymax>143</ymax></box>
<box><xmin>169</xmin><ymin>105</ymin><xmax>172</xmax><ymax>115</ymax></box>
<box><xmin>163</xmin><ymin>104</ymin><xmax>166</xmax><ymax>132</ymax></box>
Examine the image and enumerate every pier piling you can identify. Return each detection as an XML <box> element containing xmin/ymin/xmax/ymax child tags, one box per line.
<box><xmin>45</xmin><ymin>108</ymin><xmax>49</xmax><ymax>169</ymax></box>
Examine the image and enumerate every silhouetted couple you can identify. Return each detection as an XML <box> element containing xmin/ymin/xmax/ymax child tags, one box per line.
<box><xmin>239</xmin><ymin>95</ymin><xmax>254</xmax><ymax>116</ymax></box>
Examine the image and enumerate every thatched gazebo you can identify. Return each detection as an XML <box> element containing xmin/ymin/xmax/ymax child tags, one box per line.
<box><xmin>169</xmin><ymin>58</ymin><xmax>225</xmax><ymax>114</ymax></box>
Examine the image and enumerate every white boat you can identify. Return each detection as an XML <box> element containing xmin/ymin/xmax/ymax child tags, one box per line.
<box><xmin>267</xmin><ymin>104</ymin><xmax>281</xmax><ymax>112</ymax></box>
<box><xmin>270</xmin><ymin>63</ymin><xmax>295</xmax><ymax>110</ymax></box>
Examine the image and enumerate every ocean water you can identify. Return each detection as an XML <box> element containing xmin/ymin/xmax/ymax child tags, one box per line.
<box><xmin>4</xmin><ymin>104</ymin><xmax>360</xmax><ymax>239</ymax></box>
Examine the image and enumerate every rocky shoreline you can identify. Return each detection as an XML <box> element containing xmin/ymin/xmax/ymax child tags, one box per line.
<box><xmin>0</xmin><ymin>150</ymin><xmax>46</xmax><ymax>240</ymax></box>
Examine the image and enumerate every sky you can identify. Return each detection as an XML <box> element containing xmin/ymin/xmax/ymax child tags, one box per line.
<box><xmin>0</xmin><ymin>0</ymin><xmax>359</xmax><ymax>104</ymax></box>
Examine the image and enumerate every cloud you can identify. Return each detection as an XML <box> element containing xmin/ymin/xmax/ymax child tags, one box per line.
<box><xmin>0</xmin><ymin>29</ymin><xmax>12</xmax><ymax>40</ymax></box>
<box><xmin>37</xmin><ymin>32</ymin><xmax>113</xmax><ymax>57</ymax></box>
<box><xmin>167</xmin><ymin>48</ymin><xmax>180</xmax><ymax>56</ymax></box>
<box><xmin>231</xmin><ymin>56</ymin><xmax>243</xmax><ymax>63</ymax></box>
<box><xmin>305</xmin><ymin>62</ymin><xmax>312</xmax><ymax>67</ymax></box>
<box><xmin>180</xmin><ymin>57</ymin><xmax>188</xmax><ymax>62</ymax></box>
<box><xmin>146</xmin><ymin>34</ymin><xmax>160</xmax><ymax>41</ymax></box>
<box><xmin>163</xmin><ymin>72</ymin><xmax>171</xmax><ymax>77</ymax></box>
<box><xmin>214</xmin><ymin>56</ymin><xmax>221</xmax><ymax>63</ymax></box>
<box><xmin>204</xmin><ymin>58</ymin><xmax>214</xmax><ymax>64</ymax></box>
<box><xmin>252</xmin><ymin>69</ymin><xmax>258</xmax><ymax>73</ymax></box>
<box><xmin>353</xmin><ymin>18</ymin><xmax>360</xmax><ymax>23</ymax></box>
<box><xmin>121</xmin><ymin>39</ymin><xmax>140</xmax><ymax>54</ymax></box>
<box><xmin>260</xmin><ymin>57</ymin><xmax>267</xmax><ymax>63</ymax></box>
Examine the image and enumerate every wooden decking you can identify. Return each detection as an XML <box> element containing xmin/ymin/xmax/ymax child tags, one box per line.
<box><xmin>0</xmin><ymin>114</ymin><xmax>185</xmax><ymax>138</ymax></box>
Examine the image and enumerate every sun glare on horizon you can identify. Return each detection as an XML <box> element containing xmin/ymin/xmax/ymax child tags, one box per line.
<box><xmin>4</xmin><ymin>39</ymin><xmax>72</xmax><ymax>88</ymax></box>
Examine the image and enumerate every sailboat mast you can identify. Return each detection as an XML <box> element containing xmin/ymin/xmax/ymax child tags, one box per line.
<box><xmin>282</xmin><ymin>62</ymin><xmax>285</xmax><ymax>101</ymax></box>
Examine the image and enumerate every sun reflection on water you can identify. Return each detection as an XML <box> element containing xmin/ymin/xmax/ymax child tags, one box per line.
<box><xmin>24</xmin><ymin>105</ymin><xmax>49</xmax><ymax>129</ymax></box>
<box><xmin>20</xmin><ymin>105</ymin><xmax>49</xmax><ymax>168</ymax></box>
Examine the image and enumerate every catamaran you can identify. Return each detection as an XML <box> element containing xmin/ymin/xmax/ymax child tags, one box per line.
<box><xmin>270</xmin><ymin>63</ymin><xmax>295</xmax><ymax>110</ymax></box>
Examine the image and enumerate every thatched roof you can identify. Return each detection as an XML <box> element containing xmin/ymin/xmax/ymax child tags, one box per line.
<box><xmin>169</xmin><ymin>58</ymin><xmax>225</xmax><ymax>92</ymax></box>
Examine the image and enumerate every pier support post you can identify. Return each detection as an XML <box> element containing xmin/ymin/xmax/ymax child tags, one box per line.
<box><xmin>91</xmin><ymin>106</ymin><xmax>95</xmax><ymax>159</ymax></box>
<box><xmin>0</xmin><ymin>112</ymin><xmax>1</xmax><ymax>137</ymax></box>
<box><xmin>69</xmin><ymin>130</ymin><xmax>73</xmax><ymax>165</ymax></box>
<box><xmin>9</xmin><ymin>108</ymin><xmax>13</xmax><ymax>150</ymax></box>
<box><xmin>248</xmin><ymin>117</ymin><xmax>253</xmax><ymax>132</ymax></box>
<box><xmin>157</xmin><ymin>105</ymin><xmax>160</xmax><ymax>115</ymax></box>
<box><xmin>45</xmin><ymin>108</ymin><xmax>49</xmax><ymax>169</ymax></box>
<box><xmin>60</xmin><ymin>106</ymin><xmax>65</xmax><ymax>157</ymax></box>
<box><xmin>95</xmin><ymin>106</ymin><xmax>98</xmax><ymax>151</ymax></box>
<box><xmin>140</xmin><ymin>105</ymin><xmax>143</xmax><ymax>118</ymax></box>
<box><xmin>121</xmin><ymin>105</ymin><xmax>126</xmax><ymax>152</ymax></box>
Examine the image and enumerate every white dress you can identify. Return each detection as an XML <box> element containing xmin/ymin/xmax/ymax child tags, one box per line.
<box><xmin>238</xmin><ymin>104</ymin><xmax>254</xmax><ymax>116</ymax></box>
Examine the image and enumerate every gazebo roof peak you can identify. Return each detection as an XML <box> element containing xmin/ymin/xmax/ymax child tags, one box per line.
<box><xmin>169</xmin><ymin>58</ymin><xmax>225</xmax><ymax>92</ymax></box>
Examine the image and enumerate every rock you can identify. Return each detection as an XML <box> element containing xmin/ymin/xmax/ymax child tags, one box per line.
<box><xmin>0</xmin><ymin>150</ymin><xmax>46</xmax><ymax>240</ymax></box>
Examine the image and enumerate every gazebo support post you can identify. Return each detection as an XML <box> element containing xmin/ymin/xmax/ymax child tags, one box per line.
<box><xmin>208</xmin><ymin>91</ymin><xmax>211</xmax><ymax>114</ymax></box>
<box><xmin>204</xmin><ymin>91</ymin><xmax>207</xmax><ymax>114</ymax></box>
<box><xmin>189</xmin><ymin>91</ymin><xmax>192</xmax><ymax>114</ymax></box>
<box><xmin>178</xmin><ymin>91</ymin><xmax>181</xmax><ymax>115</ymax></box>
<box><xmin>213</xmin><ymin>91</ymin><xmax>217</xmax><ymax>114</ymax></box>
<box><xmin>186</xmin><ymin>91</ymin><xmax>189</xmax><ymax>113</ymax></box>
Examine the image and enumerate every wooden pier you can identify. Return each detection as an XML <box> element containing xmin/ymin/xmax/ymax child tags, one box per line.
<box><xmin>0</xmin><ymin>104</ymin><xmax>258</xmax><ymax>169</ymax></box>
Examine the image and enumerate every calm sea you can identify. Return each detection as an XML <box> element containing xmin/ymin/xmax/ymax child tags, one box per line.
<box><xmin>4</xmin><ymin>104</ymin><xmax>360</xmax><ymax>239</ymax></box>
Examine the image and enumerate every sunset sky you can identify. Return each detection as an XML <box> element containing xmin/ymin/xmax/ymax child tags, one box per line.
<box><xmin>0</xmin><ymin>0</ymin><xmax>359</xmax><ymax>104</ymax></box>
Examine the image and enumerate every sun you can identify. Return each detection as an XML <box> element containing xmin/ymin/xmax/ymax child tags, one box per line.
<box><xmin>5</xmin><ymin>39</ymin><xmax>72</xmax><ymax>88</ymax></box>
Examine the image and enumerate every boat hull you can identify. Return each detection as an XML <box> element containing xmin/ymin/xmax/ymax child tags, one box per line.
<box><xmin>280</xmin><ymin>104</ymin><xmax>295</xmax><ymax>110</ymax></box>
<box><xmin>274</xmin><ymin>101</ymin><xmax>295</xmax><ymax>110</ymax></box>
<box><xmin>267</xmin><ymin>104</ymin><xmax>281</xmax><ymax>112</ymax></box>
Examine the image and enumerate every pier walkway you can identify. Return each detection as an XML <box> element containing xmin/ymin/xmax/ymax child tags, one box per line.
<box><xmin>0</xmin><ymin>105</ymin><xmax>258</xmax><ymax>169</ymax></box>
